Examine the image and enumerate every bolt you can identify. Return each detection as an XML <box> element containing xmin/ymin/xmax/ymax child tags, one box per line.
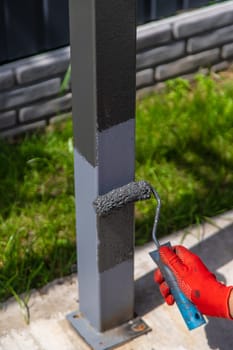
<box><xmin>73</xmin><ymin>314</ymin><xmax>80</xmax><ymax>319</ymax></box>
<box><xmin>131</xmin><ymin>322</ymin><xmax>146</xmax><ymax>332</ymax></box>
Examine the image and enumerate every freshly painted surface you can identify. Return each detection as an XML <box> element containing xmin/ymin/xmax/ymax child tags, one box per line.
<box><xmin>96</xmin><ymin>0</ymin><xmax>136</xmax><ymax>132</ymax></box>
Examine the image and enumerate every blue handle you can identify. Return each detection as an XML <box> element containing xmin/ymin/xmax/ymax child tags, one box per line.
<box><xmin>150</xmin><ymin>245</ymin><xmax>206</xmax><ymax>331</ymax></box>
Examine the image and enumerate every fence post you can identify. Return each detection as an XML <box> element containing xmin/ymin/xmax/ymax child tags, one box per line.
<box><xmin>67</xmin><ymin>0</ymin><xmax>150</xmax><ymax>348</ymax></box>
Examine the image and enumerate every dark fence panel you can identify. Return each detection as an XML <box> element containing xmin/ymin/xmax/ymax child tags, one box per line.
<box><xmin>0</xmin><ymin>0</ymin><xmax>228</xmax><ymax>65</ymax></box>
<box><xmin>43</xmin><ymin>0</ymin><xmax>69</xmax><ymax>50</ymax></box>
<box><xmin>137</xmin><ymin>0</ymin><xmax>178</xmax><ymax>23</ymax></box>
<box><xmin>136</xmin><ymin>0</ymin><xmax>225</xmax><ymax>25</ymax></box>
<box><xmin>0</xmin><ymin>1</ymin><xmax>7</xmax><ymax>63</ymax></box>
<box><xmin>0</xmin><ymin>0</ymin><xmax>70</xmax><ymax>64</ymax></box>
<box><xmin>182</xmin><ymin>0</ymin><xmax>216</xmax><ymax>9</ymax></box>
<box><xmin>188</xmin><ymin>0</ymin><xmax>213</xmax><ymax>8</ymax></box>
<box><xmin>4</xmin><ymin>0</ymin><xmax>44</xmax><ymax>61</ymax></box>
<box><xmin>151</xmin><ymin>0</ymin><xmax>178</xmax><ymax>20</ymax></box>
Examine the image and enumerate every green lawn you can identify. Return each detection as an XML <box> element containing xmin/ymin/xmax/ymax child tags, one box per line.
<box><xmin>0</xmin><ymin>73</ymin><xmax>233</xmax><ymax>302</ymax></box>
<box><xmin>135</xmin><ymin>74</ymin><xmax>233</xmax><ymax>242</ymax></box>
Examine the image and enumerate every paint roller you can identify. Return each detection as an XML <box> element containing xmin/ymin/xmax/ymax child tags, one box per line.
<box><xmin>93</xmin><ymin>180</ymin><xmax>206</xmax><ymax>330</ymax></box>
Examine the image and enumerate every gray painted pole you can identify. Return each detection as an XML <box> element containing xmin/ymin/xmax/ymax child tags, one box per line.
<box><xmin>69</xmin><ymin>0</ymin><xmax>136</xmax><ymax>333</ymax></box>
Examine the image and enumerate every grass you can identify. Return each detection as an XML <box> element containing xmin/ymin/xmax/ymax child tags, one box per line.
<box><xmin>135</xmin><ymin>74</ymin><xmax>233</xmax><ymax>242</ymax></box>
<box><xmin>0</xmin><ymin>73</ymin><xmax>233</xmax><ymax>302</ymax></box>
<box><xmin>0</xmin><ymin>122</ymin><xmax>76</xmax><ymax>303</ymax></box>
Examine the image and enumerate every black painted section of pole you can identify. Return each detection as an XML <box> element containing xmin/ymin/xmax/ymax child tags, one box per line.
<box><xmin>96</xmin><ymin>1</ymin><xmax>136</xmax><ymax>132</ymax></box>
<box><xmin>69</xmin><ymin>0</ymin><xmax>136</xmax><ymax>167</ymax></box>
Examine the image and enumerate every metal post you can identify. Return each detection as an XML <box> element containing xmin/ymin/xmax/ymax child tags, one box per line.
<box><xmin>67</xmin><ymin>1</ymin><xmax>150</xmax><ymax>349</ymax></box>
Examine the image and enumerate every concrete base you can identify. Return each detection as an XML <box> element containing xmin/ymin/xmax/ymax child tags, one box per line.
<box><xmin>0</xmin><ymin>210</ymin><xmax>233</xmax><ymax>350</ymax></box>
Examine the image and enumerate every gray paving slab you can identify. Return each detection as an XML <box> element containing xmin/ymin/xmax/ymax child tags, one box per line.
<box><xmin>0</xmin><ymin>210</ymin><xmax>233</xmax><ymax>350</ymax></box>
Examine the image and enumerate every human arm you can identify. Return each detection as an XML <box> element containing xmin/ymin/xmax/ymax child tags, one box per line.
<box><xmin>154</xmin><ymin>245</ymin><xmax>233</xmax><ymax>319</ymax></box>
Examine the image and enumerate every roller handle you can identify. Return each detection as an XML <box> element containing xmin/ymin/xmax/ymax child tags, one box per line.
<box><xmin>150</xmin><ymin>244</ymin><xmax>206</xmax><ymax>331</ymax></box>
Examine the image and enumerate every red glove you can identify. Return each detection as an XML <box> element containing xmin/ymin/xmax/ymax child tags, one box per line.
<box><xmin>154</xmin><ymin>245</ymin><xmax>233</xmax><ymax>319</ymax></box>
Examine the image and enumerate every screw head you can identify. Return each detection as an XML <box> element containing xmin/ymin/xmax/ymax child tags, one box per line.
<box><xmin>131</xmin><ymin>321</ymin><xmax>146</xmax><ymax>332</ymax></box>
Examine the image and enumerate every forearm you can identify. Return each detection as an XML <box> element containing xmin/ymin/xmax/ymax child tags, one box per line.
<box><xmin>229</xmin><ymin>289</ymin><xmax>233</xmax><ymax>319</ymax></box>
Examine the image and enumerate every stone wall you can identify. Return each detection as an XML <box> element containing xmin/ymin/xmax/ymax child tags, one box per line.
<box><xmin>136</xmin><ymin>1</ymin><xmax>233</xmax><ymax>88</ymax></box>
<box><xmin>0</xmin><ymin>47</ymin><xmax>71</xmax><ymax>137</ymax></box>
<box><xmin>1</xmin><ymin>1</ymin><xmax>233</xmax><ymax>137</ymax></box>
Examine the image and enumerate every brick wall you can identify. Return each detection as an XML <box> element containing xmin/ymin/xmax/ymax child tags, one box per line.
<box><xmin>1</xmin><ymin>1</ymin><xmax>233</xmax><ymax>137</ymax></box>
<box><xmin>0</xmin><ymin>47</ymin><xmax>71</xmax><ymax>137</ymax></box>
<box><xmin>136</xmin><ymin>1</ymin><xmax>233</xmax><ymax>87</ymax></box>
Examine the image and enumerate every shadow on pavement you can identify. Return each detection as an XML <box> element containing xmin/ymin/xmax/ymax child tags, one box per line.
<box><xmin>205</xmin><ymin>317</ymin><xmax>233</xmax><ymax>350</ymax></box>
<box><xmin>135</xmin><ymin>222</ymin><xmax>233</xmax><ymax>349</ymax></box>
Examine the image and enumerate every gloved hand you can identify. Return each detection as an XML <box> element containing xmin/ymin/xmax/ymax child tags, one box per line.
<box><xmin>154</xmin><ymin>245</ymin><xmax>233</xmax><ymax>319</ymax></box>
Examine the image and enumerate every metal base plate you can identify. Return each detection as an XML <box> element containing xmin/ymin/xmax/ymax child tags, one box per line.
<box><xmin>67</xmin><ymin>311</ymin><xmax>151</xmax><ymax>350</ymax></box>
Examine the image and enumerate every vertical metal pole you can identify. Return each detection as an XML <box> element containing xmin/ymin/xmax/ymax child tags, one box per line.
<box><xmin>69</xmin><ymin>0</ymin><xmax>136</xmax><ymax>332</ymax></box>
